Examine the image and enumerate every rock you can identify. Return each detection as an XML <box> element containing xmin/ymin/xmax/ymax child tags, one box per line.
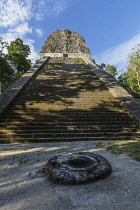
<box><xmin>45</xmin><ymin>152</ymin><xmax>112</xmax><ymax>184</ymax></box>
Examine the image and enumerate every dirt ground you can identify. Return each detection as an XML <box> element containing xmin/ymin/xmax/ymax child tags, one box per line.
<box><xmin>0</xmin><ymin>141</ymin><xmax>140</xmax><ymax>210</ymax></box>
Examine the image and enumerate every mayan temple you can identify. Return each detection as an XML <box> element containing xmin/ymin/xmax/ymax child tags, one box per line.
<box><xmin>40</xmin><ymin>29</ymin><xmax>91</xmax><ymax>58</ymax></box>
<box><xmin>0</xmin><ymin>29</ymin><xmax>140</xmax><ymax>143</ymax></box>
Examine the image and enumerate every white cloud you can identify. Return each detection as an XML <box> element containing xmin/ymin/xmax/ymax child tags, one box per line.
<box><xmin>35</xmin><ymin>29</ymin><xmax>44</xmax><ymax>37</ymax></box>
<box><xmin>0</xmin><ymin>0</ymin><xmax>70</xmax><ymax>61</ymax></box>
<box><xmin>0</xmin><ymin>0</ymin><xmax>37</xmax><ymax>61</ymax></box>
<box><xmin>0</xmin><ymin>0</ymin><xmax>69</xmax><ymax>24</ymax></box>
<box><xmin>2</xmin><ymin>22</ymin><xmax>32</xmax><ymax>48</ymax></box>
<box><xmin>7</xmin><ymin>22</ymin><xmax>32</xmax><ymax>38</ymax></box>
<box><xmin>0</xmin><ymin>0</ymin><xmax>32</xmax><ymax>28</ymax></box>
<box><xmin>93</xmin><ymin>33</ymin><xmax>140</xmax><ymax>70</ymax></box>
<box><xmin>51</xmin><ymin>0</ymin><xmax>68</xmax><ymax>16</ymax></box>
<box><xmin>36</xmin><ymin>0</ymin><xmax>69</xmax><ymax>20</ymax></box>
<box><xmin>0</xmin><ymin>0</ymin><xmax>70</xmax><ymax>35</ymax></box>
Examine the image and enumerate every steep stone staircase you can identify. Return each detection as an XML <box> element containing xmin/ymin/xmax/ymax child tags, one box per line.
<box><xmin>0</xmin><ymin>60</ymin><xmax>140</xmax><ymax>143</ymax></box>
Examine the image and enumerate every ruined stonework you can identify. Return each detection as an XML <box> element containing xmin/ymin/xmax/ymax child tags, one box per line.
<box><xmin>40</xmin><ymin>29</ymin><xmax>91</xmax><ymax>58</ymax></box>
<box><xmin>46</xmin><ymin>152</ymin><xmax>112</xmax><ymax>184</ymax></box>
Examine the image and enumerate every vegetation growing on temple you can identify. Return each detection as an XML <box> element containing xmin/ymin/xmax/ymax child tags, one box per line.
<box><xmin>100</xmin><ymin>44</ymin><xmax>140</xmax><ymax>98</ymax></box>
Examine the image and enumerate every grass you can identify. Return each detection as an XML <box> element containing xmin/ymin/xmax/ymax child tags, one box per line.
<box><xmin>95</xmin><ymin>140</ymin><xmax>140</xmax><ymax>161</ymax></box>
<box><xmin>44</xmin><ymin>63</ymin><xmax>62</xmax><ymax>70</ymax></box>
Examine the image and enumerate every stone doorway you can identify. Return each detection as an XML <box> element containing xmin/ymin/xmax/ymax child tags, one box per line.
<box><xmin>63</xmin><ymin>53</ymin><xmax>68</xmax><ymax>58</ymax></box>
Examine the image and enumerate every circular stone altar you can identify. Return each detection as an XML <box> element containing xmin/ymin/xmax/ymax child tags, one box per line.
<box><xmin>45</xmin><ymin>152</ymin><xmax>112</xmax><ymax>184</ymax></box>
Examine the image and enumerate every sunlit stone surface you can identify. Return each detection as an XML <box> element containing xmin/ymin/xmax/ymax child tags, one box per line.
<box><xmin>46</xmin><ymin>152</ymin><xmax>112</xmax><ymax>184</ymax></box>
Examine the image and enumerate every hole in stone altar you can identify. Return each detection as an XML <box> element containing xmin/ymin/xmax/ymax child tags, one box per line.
<box><xmin>63</xmin><ymin>53</ymin><xmax>68</xmax><ymax>58</ymax></box>
<box><xmin>67</xmin><ymin>156</ymin><xmax>95</xmax><ymax>168</ymax></box>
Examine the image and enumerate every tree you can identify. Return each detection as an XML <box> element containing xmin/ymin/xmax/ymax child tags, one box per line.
<box><xmin>105</xmin><ymin>64</ymin><xmax>117</xmax><ymax>77</ymax></box>
<box><xmin>0</xmin><ymin>38</ymin><xmax>32</xmax><ymax>93</ymax></box>
<box><xmin>0</xmin><ymin>57</ymin><xmax>14</xmax><ymax>93</ymax></box>
<box><xmin>100</xmin><ymin>63</ymin><xmax>117</xmax><ymax>77</ymax></box>
<box><xmin>0</xmin><ymin>37</ymin><xmax>8</xmax><ymax>57</ymax></box>
<box><xmin>118</xmin><ymin>72</ymin><xmax>129</xmax><ymax>86</ymax></box>
<box><xmin>7</xmin><ymin>38</ymin><xmax>31</xmax><ymax>74</ymax></box>
<box><xmin>8</xmin><ymin>52</ymin><xmax>31</xmax><ymax>74</ymax></box>
<box><xmin>100</xmin><ymin>63</ymin><xmax>106</xmax><ymax>70</ymax></box>
<box><xmin>127</xmin><ymin>44</ymin><xmax>140</xmax><ymax>97</ymax></box>
<box><xmin>7</xmin><ymin>38</ymin><xmax>30</xmax><ymax>58</ymax></box>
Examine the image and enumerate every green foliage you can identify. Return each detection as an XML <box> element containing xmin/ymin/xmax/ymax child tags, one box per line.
<box><xmin>118</xmin><ymin>72</ymin><xmax>129</xmax><ymax>86</ymax></box>
<box><xmin>100</xmin><ymin>63</ymin><xmax>106</xmax><ymax>70</ymax></box>
<box><xmin>0</xmin><ymin>37</ymin><xmax>31</xmax><ymax>92</ymax></box>
<box><xmin>100</xmin><ymin>63</ymin><xmax>117</xmax><ymax>77</ymax></box>
<box><xmin>7</xmin><ymin>38</ymin><xmax>31</xmax><ymax>75</ymax></box>
<box><xmin>106</xmin><ymin>64</ymin><xmax>117</xmax><ymax>77</ymax></box>
<box><xmin>10</xmin><ymin>71</ymin><xmax>23</xmax><ymax>83</ymax></box>
<box><xmin>8</xmin><ymin>52</ymin><xmax>31</xmax><ymax>74</ymax></box>
<box><xmin>0</xmin><ymin>57</ymin><xmax>14</xmax><ymax>90</ymax></box>
<box><xmin>127</xmin><ymin>44</ymin><xmax>140</xmax><ymax>97</ymax></box>
<box><xmin>7</xmin><ymin>38</ymin><xmax>30</xmax><ymax>58</ymax></box>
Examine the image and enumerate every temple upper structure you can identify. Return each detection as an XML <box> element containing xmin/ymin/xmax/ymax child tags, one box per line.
<box><xmin>40</xmin><ymin>29</ymin><xmax>91</xmax><ymax>58</ymax></box>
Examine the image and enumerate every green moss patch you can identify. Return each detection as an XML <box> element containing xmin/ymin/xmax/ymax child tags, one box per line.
<box><xmin>44</xmin><ymin>63</ymin><xmax>62</xmax><ymax>70</ymax></box>
<box><xmin>47</xmin><ymin>57</ymin><xmax>87</xmax><ymax>64</ymax></box>
<box><xmin>95</xmin><ymin>140</ymin><xmax>140</xmax><ymax>161</ymax></box>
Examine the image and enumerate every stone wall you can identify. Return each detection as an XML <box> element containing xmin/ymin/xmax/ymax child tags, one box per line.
<box><xmin>83</xmin><ymin>57</ymin><xmax>140</xmax><ymax>127</ymax></box>
<box><xmin>40</xmin><ymin>52</ymin><xmax>90</xmax><ymax>59</ymax></box>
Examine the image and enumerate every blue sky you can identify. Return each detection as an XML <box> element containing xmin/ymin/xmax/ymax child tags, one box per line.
<box><xmin>1</xmin><ymin>0</ymin><xmax>140</xmax><ymax>73</ymax></box>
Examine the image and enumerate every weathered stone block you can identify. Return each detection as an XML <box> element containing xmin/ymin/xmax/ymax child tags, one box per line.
<box><xmin>46</xmin><ymin>152</ymin><xmax>112</xmax><ymax>184</ymax></box>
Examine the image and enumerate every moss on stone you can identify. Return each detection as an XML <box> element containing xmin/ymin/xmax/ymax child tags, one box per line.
<box><xmin>47</xmin><ymin>57</ymin><xmax>87</xmax><ymax>64</ymax></box>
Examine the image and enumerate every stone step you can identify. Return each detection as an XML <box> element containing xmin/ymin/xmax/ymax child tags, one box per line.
<box><xmin>0</xmin><ymin>62</ymin><xmax>139</xmax><ymax>144</ymax></box>
<box><xmin>7</xmin><ymin>104</ymin><xmax>124</xmax><ymax>109</ymax></box>
<box><xmin>1</xmin><ymin>110</ymin><xmax>131</xmax><ymax>115</ymax></box>
<box><xmin>0</xmin><ymin>125</ymin><xmax>137</xmax><ymax>131</ymax></box>
<box><xmin>0</xmin><ymin>126</ymin><xmax>138</xmax><ymax>134</ymax></box>
<box><xmin>2</xmin><ymin>113</ymin><xmax>130</xmax><ymax>119</ymax></box>
<box><xmin>9</xmin><ymin>100</ymin><xmax>123</xmax><ymax>103</ymax></box>
<box><xmin>0</xmin><ymin>136</ymin><xmax>138</xmax><ymax>144</ymax></box>
<box><xmin>0</xmin><ymin>128</ymin><xmax>138</xmax><ymax>134</ymax></box>
<box><xmin>0</xmin><ymin>121</ymin><xmax>136</xmax><ymax>128</ymax></box>
<box><xmin>1</xmin><ymin>131</ymin><xmax>140</xmax><ymax>139</ymax></box>
<box><xmin>0</xmin><ymin>116</ymin><xmax>133</xmax><ymax>122</ymax></box>
<box><xmin>4</xmin><ymin>105</ymin><xmax>124</xmax><ymax>110</ymax></box>
<box><xmin>6</xmin><ymin>101</ymin><xmax>128</xmax><ymax>105</ymax></box>
<box><xmin>3</xmin><ymin>109</ymin><xmax>130</xmax><ymax>115</ymax></box>
<box><xmin>7</xmin><ymin>106</ymin><xmax>124</xmax><ymax>110</ymax></box>
<box><xmin>1</xmin><ymin>117</ymin><xmax>133</xmax><ymax>123</ymax></box>
<box><xmin>0</xmin><ymin>113</ymin><xmax>135</xmax><ymax>120</ymax></box>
